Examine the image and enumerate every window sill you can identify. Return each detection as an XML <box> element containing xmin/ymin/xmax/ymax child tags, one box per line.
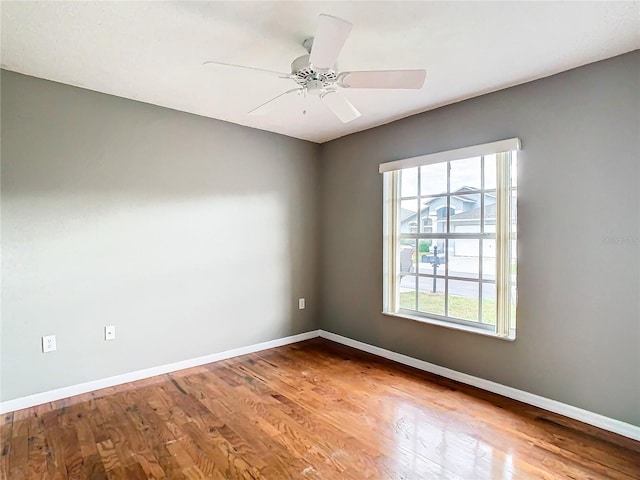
<box><xmin>382</xmin><ymin>311</ymin><xmax>516</xmax><ymax>341</ymax></box>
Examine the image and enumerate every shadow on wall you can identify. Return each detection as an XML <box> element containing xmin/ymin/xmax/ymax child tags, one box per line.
<box><xmin>3</xmin><ymin>191</ymin><xmax>292</xmax><ymax>340</ymax></box>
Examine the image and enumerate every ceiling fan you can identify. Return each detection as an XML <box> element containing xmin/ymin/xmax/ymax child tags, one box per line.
<box><xmin>203</xmin><ymin>14</ymin><xmax>426</xmax><ymax>123</ymax></box>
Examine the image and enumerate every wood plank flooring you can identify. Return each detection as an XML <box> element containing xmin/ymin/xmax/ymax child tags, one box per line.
<box><xmin>2</xmin><ymin>338</ymin><xmax>639</xmax><ymax>479</ymax></box>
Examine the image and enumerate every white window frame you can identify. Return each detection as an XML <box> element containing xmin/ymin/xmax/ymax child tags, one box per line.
<box><xmin>381</xmin><ymin>138</ymin><xmax>520</xmax><ymax>340</ymax></box>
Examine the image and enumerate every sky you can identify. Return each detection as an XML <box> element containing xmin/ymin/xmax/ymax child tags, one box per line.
<box><xmin>400</xmin><ymin>154</ymin><xmax>518</xmax><ymax>213</ymax></box>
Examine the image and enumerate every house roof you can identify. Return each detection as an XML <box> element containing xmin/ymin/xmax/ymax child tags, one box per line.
<box><xmin>422</xmin><ymin>187</ymin><xmax>491</xmax><ymax>205</ymax></box>
<box><xmin>401</xmin><ymin>187</ymin><xmax>505</xmax><ymax>224</ymax></box>
<box><xmin>450</xmin><ymin>204</ymin><xmax>493</xmax><ymax>221</ymax></box>
<box><xmin>450</xmin><ymin>202</ymin><xmax>516</xmax><ymax>221</ymax></box>
<box><xmin>401</xmin><ymin>208</ymin><xmax>416</xmax><ymax>222</ymax></box>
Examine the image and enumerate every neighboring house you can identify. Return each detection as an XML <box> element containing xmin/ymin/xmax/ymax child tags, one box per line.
<box><xmin>449</xmin><ymin>200</ymin><xmax>517</xmax><ymax>258</ymax></box>
<box><xmin>400</xmin><ymin>187</ymin><xmax>495</xmax><ymax>234</ymax></box>
<box><xmin>450</xmin><ymin>202</ymin><xmax>496</xmax><ymax>257</ymax></box>
<box><xmin>400</xmin><ymin>187</ymin><xmax>498</xmax><ymax>256</ymax></box>
<box><xmin>398</xmin><ymin>187</ymin><xmax>521</xmax><ymax>258</ymax></box>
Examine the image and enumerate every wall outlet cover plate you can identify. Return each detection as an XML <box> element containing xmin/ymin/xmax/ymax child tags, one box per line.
<box><xmin>105</xmin><ymin>325</ymin><xmax>116</xmax><ymax>341</ymax></box>
<box><xmin>42</xmin><ymin>335</ymin><xmax>56</xmax><ymax>353</ymax></box>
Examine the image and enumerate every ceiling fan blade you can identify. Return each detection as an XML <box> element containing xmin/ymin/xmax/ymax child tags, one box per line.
<box><xmin>309</xmin><ymin>14</ymin><xmax>353</xmax><ymax>71</ymax></box>
<box><xmin>321</xmin><ymin>90</ymin><xmax>361</xmax><ymax>123</ymax></box>
<box><xmin>203</xmin><ymin>61</ymin><xmax>293</xmax><ymax>79</ymax></box>
<box><xmin>248</xmin><ymin>88</ymin><xmax>302</xmax><ymax>116</ymax></box>
<box><xmin>338</xmin><ymin>70</ymin><xmax>426</xmax><ymax>89</ymax></box>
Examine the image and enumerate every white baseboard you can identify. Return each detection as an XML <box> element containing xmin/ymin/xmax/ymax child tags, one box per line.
<box><xmin>3</xmin><ymin>328</ymin><xmax>638</xmax><ymax>442</ymax></box>
<box><xmin>319</xmin><ymin>330</ymin><xmax>640</xmax><ymax>442</ymax></box>
<box><xmin>0</xmin><ymin>330</ymin><xmax>321</xmax><ymax>414</ymax></box>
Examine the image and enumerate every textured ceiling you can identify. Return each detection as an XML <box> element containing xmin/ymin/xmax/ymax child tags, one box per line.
<box><xmin>1</xmin><ymin>1</ymin><xmax>639</xmax><ymax>143</ymax></box>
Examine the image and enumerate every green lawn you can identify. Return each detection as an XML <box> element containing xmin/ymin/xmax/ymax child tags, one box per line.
<box><xmin>400</xmin><ymin>291</ymin><xmax>497</xmax><ymax>324</ymax></box>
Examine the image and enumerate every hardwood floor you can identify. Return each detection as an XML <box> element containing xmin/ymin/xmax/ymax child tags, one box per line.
<box><xmin>2</xmin><ymin>338</ymin><xmax>639</xmax><ymax>479</ymax></box>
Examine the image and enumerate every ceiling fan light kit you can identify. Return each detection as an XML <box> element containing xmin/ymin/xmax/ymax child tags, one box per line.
<box><xmin>204</xmin><ymin>14</ymin><xmax>426</xmax><ymax>124</ymax></box>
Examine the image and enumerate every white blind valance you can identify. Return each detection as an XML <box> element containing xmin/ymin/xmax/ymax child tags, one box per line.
<box><xmin>379</xmin><ymin>137</ymin><xmax>521</xmax><ymax>173</ymax></box>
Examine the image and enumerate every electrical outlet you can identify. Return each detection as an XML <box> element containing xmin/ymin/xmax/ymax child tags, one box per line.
<box><xmin>105</xmin><ymin>325</ymin><xmax>116</xmax><ymax>341</ymax></box>
<box><xmin>42</xmin><ymin>335</ymin><xmax>56</xmax><ymax>353</ymax></box>
<box><xmin>298</xmin><ymin>298</ymin><xmax>305</xmax><ymax>310</ymax></box>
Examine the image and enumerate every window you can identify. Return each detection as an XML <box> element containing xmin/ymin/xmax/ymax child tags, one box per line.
<box><xmin>422</xmin><ymin>217</ymin><xmax>432</xmax><ymax>233</ymax></box>
<box><xmin>437</xmin><ymin>206</ymin><xmax>453</xmax><ymax>219</ymax></box>
<box><xmin>381</xmin><ymin>139</ymin><xmax>520</xmax><ymax>339</ymax></box>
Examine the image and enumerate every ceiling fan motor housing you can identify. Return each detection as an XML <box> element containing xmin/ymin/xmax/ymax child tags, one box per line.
<box><xmin>291</xmin><ymin>54</ymin><xmax>337</xmax><ymax>88</ymax></box>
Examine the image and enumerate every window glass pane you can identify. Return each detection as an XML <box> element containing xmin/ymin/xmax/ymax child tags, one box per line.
<box><xmin>420</xmin><ymin>162</ymin><xmax>447</xmax><ymax>196</ymax></box>
<box><xmin>449</xmin><ymin>239</ymin><xmax>479</xmax><ymax>279</ymax></box>
<box><xmin>511</xmin><ymin>152</ymin><xmax>518</xmax><ymax>187</ymax></box>
<box><xmin>447</xmin><ymin>280</ymin><xmax>479</xmax><ymax>321</ymax></box>
<box><xmin>430</xmin><ymin>201</ymin><xmax>451</xmax><ymax>234</ymax></box>
<box><xmin>399</xmin><ymin>275</ymin><xmax>417</xmax><ymax>310</ymax></box>
<box><xmin>400</xmin><ymin>199</ymin><xmax>419</xmax><ymax>234</ymax></box>
<box><xmin>511</xmin><ymin>240</ymin><xmax>517</xmax><ymax>265</ymax></box>
<box><xmin>419</xmin><ymin>201</ymin><xmax>433</xmax><ymax>234</ymax></box>
<box><xmin>450</xmin><ymin>194</ymin><xmax>482</xmax><ymax>234</ymax></box>
<box><xmin>481</xmin><ymin>282</ymin><xmax>496</xmax><ymax>325</ymax></box>
<box><xmin>510</xmin><ymin>283</ymin><xmax>517</xmax><ymax>330</ymax></box>
<box><xmin>399</xmin><ymin>239</ymin><xmax>416</xmax><ymax>275</ymax></box>
<box><xmin>400</xmin><ymin>167</ymin><xmax>418</xmax><ymax>198</ymax></box>
<box><xmin>417</xmin><ymin>239</ymin><xmax>444</xmax><ymax>275</ymax></box>
<box><xmin>482</xmin><ymin>239</ymin><xmax>496</xmax><ymax>260</ymax></box>
<box><xmin>418</xmin><ymin>277</ymin><xmax>445</xmax><ymax>316</ymax></box>
<box><xmin>483</xmin><ymin>193</ymin><xmax>496</xmax><ymax>233</ymax></box>
<box><xmin>511</xmin><ymin>193</ymin><xmax>517</xmax><ymax>234</ymax></box>
<box><xmin>450</xmin><ymin>156</ymin><xmax>481</xmax><ymax>193</ymax></box>
<box><xmin>484</xmin><ymin>154</ymin><xmax>497</xmax><ymax>190</ymax></box>
<box><xmin>482</xmin><ymin>239</ymin><xmax>496</xmax><ymax>277</ymax></box>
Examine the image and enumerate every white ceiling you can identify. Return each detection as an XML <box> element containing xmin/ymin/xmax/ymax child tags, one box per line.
<box><xmin>2</xmin><ymin>1</ymin><xmax>639</xmax><ymax>143</ymax></box>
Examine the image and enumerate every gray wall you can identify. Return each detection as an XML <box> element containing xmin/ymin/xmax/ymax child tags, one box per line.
<box><xmin>320</xmin><ymin>51</ymin><xmax>640</xmax><ymax>426</ymax></box>
<box><xmin>1</xmin><ymin>70</ymin><xmax>320</xmax><ymax>401</ymax></box>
